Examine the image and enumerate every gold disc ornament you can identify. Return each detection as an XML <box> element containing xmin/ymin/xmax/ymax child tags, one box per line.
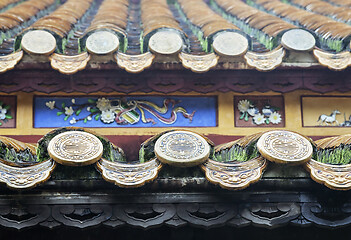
<box><xmin>86</xmin><ymin>30</ymin><xmax>119</xmax><ymax>55</ymax></box>
<box><xmin>21</xmin><ymin>30</ymin><xmax>56</xmax><ymax>55</ymax></box>
<box><xmin>148</xmin><ymin>31</ymin><xmax>183</xmax><ymax>55</ymax></box>
<box><xmin>212</xmin><ymin>31</ymin><xmax>248</xmax><ymax>56</ymax></box>
<box><xmin>257</xmin><ymin>130</ymin><xmax>313</xmax><ymax>165</ymax></box>
<box><xmin>154</xmin><ymin>131</ymin><xmax>210</xmax><ymax>167</ymax></box>
<box><xmin>47</xmin><ymin>131</ymin><xmax>103</xmax><ymax>166</ymax></box>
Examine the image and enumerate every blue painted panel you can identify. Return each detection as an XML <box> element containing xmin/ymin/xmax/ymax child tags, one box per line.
<box><xmin>34</xmin><ymin>96</ymin><xmax>217</xmax><ymax>128</ymax></box>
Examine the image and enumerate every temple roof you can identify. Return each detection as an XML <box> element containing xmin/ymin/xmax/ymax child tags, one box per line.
<box><xmin>0</xmin><ymin>0</ymin><xmax>350</xmax><ymax>74</ymax></box>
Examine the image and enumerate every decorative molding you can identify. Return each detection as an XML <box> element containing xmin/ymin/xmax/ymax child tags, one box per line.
<box><xmin>0</xmin><ymin>160</ymin><xmax>56</xmax><ymax>189</ymax></box>
<box><xmin>240</xmin><ymin>203</ymin><xmax>300</xmax><ymax>228</ymax></box>
<box><xmin>313</xmin><ymin>49</ymin><xmax>351</xmax><ymax>71</ymax></box>
<box><xmin>201</xmin><ymin>157</ymin><xmax>267</xmax><ymax>190</ymax></box>
<box><xmin>50</xmin><ymin>52</ymin><xmax>91</xmax><ymax>75</ymax></box>
<box><xmin>114</xmin><ymin>204</ymin><xmax>176</xmax><ymax>229</ymax></box>
<box><xmin>0</xmin><ymin>51</ymin><xmax>23</xmax><ymax>73</ymax></box>
<box><xmin>0</xmin><ymin>199</ymin><xmax>349</xmax><ymax>229</ymax></box>
<box><xmin>116</xmin><ymin>52</ymin><xmax>155</xmax><ymax>73</ymax></box>
<box><xmin>0</xmin><ymin>205</ymin><xmax>51</xmax><ymax>230</ymax></box>
<box><xmin>52</xmin><ymin>205</ymin><xmax>112</xmax><ymax>228</ymax></box>
<box><xmin>244</xmin><ymin>47</ymin><xmax>285</xmax><ymax>71</ymax></box>
<box><xmin>96</xmin><ymin>158</ymin><xmax>162</xmax><ymax>188</ymax></box>
<box><xmin>0</xmin><ymin>69</ymin><xmax>349</xmax><ymax>94</ymax></box>
<box><xmin>301</xmin><ymin>202</ymin><xmax>351</xmax><ymax>228</ymax></box>
<box><xmin>179</xmin><ymin>52</ymin><xmax>218</xmax><ymax>73</ymax></box>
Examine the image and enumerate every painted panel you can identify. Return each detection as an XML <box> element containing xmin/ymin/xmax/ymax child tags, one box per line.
<box><xmin>34</xmin><ymin>96</ymin><xmax>217</xmax><ymax>128</ymax></box>
<box><xmin>234</xmin><ymin>96</ymin><xmax>285</xmax><ymax>127</ymax></box>
<box><xmin>0</xmin><ymin>96</ymin><xmax>16</xmax><ymax>128</ymax></box>
<box><xmin>302</xmin><ymin>96</ymin><xmax>351</xmax><ymax>127</ymax></box>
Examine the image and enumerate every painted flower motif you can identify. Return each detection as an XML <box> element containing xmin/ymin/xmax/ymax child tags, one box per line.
<box><xmin>247</xmin><ymin>106</ymin><xmax>259</xmax><ymax>117</ymax></box>
<box><xmin>65</xmin><ymin>106</ymin><xmax>74</xmax><ymax>116</ymax></box>
<box><xmin>87</xmin><ymin>116</ymin><xmax>92</xmax><ymax>121</ymax></box>
<box><xmin>238</xmin><ymin>100</ymin><xmax>250</xmax><ymax>113</ymax></box>
<box><xmin>269</xmin><ymin>112</ymin><xmax>282</xmax><ymax>124</ymax></box>
<box><xmin>45</xmin><ymin>101</ymin><xmax>55</xmax><ymax>110</ymax></box>
<box><xmin>0</xmin><ymin>106</ymin><xmax>6</xmax><ymax>120</ymax></box>
<box><xmin>253</xmin><ymin>113</ymin><xmax>265</xmax><ymax>125</ymax></box>
<box><xmin>101</xmin><ymin>110</ymin><xmax>115</xmax><ymax>123</ymax></box>
<box><xmin>71</xmin><ymin>99</ymin><xmax>76</xmax><ymax>104</ymax></box>
<box><xmin>69</xmin><ymin>117</ymin><xmax>76</xmax><ymax>125</ymax></box>
<box><xmin>96</xmin><ymin>98</ymin><xmax>111</xmax><ymax>111</ymax></box>
<box><xmin>87</xmin><ymin>107</ymin><xmax>91</xmax><ymax>111</ymax></box>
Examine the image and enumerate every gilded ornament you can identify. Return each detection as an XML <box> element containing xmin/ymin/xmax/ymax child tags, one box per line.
<box><xmin>178</xmin><ymin>52</ymin><xmax>218</xmax><ymax>73</ymax></box>
<box><xmin>212</xmin><ymin>32</ymin><xmax>248</xmax><ymax>57</ymax></box>
<box><xmin>257</xmin><ymin>130</ymin><xmax>313</xmax><ymax>165</ymax></box>
<box><xmin>148</xmin><ymin>31</ymin><xmax>183</xmax><ymax>55</ymax></box>
<box><xmin>21</xmin><ymin>30</ymin><xmax>56</xmax><ymax>55</ymax></box>
<box><xmin>86</xmin><ymin>31</ymin><xmax>119</xmax><ymax>55</ymax></box>
<box><xmin>47</xmin><ymin>131</ymin><xmax>103</xmax><ymax>166</ymax></box>
<box><xmin>201</xmin><ymin>157</ymin><xmax>267</xmax><ymax>190</ymax></box>
<box><xmin>154</xmin><ymin>130</ymin><xmax>210</xmax><ymax>167</ymax></box>
<box><xmin>96</xmin><ymin>158</ymin><xmax>162</xmax><ymax>188</ymax></box>
<box><xmin>0</xmin><ymin>51</ymin><xmax>23</xmax><ymax>73</ymax></box>
<box><xmin>313</xmin><ymin>49</ymin><xmax>351</xmax><ymax>71</ymax></box>
<box><xmin>50</xmin><ymin>52</ymin><xmax>91</xmax><ymax>75</ymax></box>
<box><xmin>244</xmin><ymin>47</ymin><xmax>285</xmax><ymax>71</ymax></box>
<box><xmin>116</xmin><ymin>52</ymin><xmax>154</xmax><ymax>73</ymax></box>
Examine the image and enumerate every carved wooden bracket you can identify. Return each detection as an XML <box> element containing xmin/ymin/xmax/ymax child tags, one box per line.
<box><xmin>179</xmin><ymin>52</ymin><xmax>218</xmax><ymax>73</ymax></box>
<box><xmin>115</xmin><ymin>52</ymin><xmax>155</xmax><ymax>73</ymax></box>
<box><xmin>50</xmin><ymin>52</ymin><xmax>91</xmax><ymax>75</ymax></box>
<box><xmin>0</xmin><ymin>51</ymin><xmax>23</xmax><ymax>73</ymax></box>
<box><xmin>313</xmin><ymin>49</ymin><xmax>351</xmax><ymax>71</ymax></box>
<box><xmin>244</xmin><ymin>47</ymin><xmax>285</xmax><ymax>71</ymax></box>
<box><xmin>96</xmin><ymin>158</ymin><xmax>162</xmax><ymax>188</ymax></box>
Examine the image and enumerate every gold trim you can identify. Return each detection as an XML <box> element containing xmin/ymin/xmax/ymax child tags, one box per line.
<box><xmin>244</xmin><ymin>47</ymin><xmax>285</xmax><ymax>71</ymax></box>
<box><xmin>96</xmin><ymin>158</ymin><xmax>162</xmax><ymax>188</ymax></box>
<box><xmin>201</xmin><ymin>157</ymin><xmax>267</xmax><ymax>190</ymax></box>
<box><xmin>0</xmin><ymin>51</ymin><xmax>23</xmax><ymax>73</ymax></box>
<box><xmin>305</xmin><ymin>159</ymin><xmax>351</xmax><ymax>191</ymax></box>
<box><xmin>178</xmin><ymin>52</ymin><xmax>218</xmax><ymax>73</ymax></box>
<box><xmin>313</xmin><ymin>49</ymin><xmax>351</xmax><ymax>71</ymax></box>
<box><xmin>0</xmin><ymin>159</ymin><xmax>56</xmax><ymax>189</ymax></box>
<box><xmin>50</xmin><ymin>52</ymin><xmax>91</xmax><ymax>75</ymax></box>
<box><xmin>115</xmin><ymin>52</ymin><xmax>154</xmax><ymax>73</ymax></box>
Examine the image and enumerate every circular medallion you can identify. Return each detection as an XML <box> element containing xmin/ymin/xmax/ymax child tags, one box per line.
<box><xmin>154</xmin><ymin>131</ymin><xmax>210</xmax><ymax>167</ymax></box>
<box><xmin>212</xmin><ymin>31</ymin><xmax>248</xmax><ymax>56</ymax></box>
<box><xmin>21</xmin><ymin>30</ymin><xmax>56</xmax><ymax>55</ymax></box>
<box><xmin>257</xmin><ymin>130</ymin><xmax>313</xmax><ymax>165</ymax></box>
<box><xmin>148</xmin><ymin>31</ymin><xmax>183</xmax><ymax>55</ymax></box>
<box><xmin>86</xmin><ymin>31</ymin><xmax>119</xmax><ymax>55</ymax></box>
<box><xmin>281</xmin><ymin>29</ymin><xmax>316</xmax><ymax>51</ymax></box>
<box><xmin>47</xmin><ymin>131</ymin><xmax>103</xmax><ymax>166</ymax></box>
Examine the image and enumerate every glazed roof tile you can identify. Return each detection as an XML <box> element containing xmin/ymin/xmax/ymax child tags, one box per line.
<box><xmin>0</xmin><ymin>0</ymin><xmax>351</xmax><ymax>73</ymax></box>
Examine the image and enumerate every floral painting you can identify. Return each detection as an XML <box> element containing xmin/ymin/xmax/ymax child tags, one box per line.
<box><xmin>34</xmin><ymin>96</ymin><xmax>217</xmax><ymax>128</ymax></box>
<box><xmin>234</xmin><ymin>96</ymin><xmax>285</xmax><ymax>127</ymax></box>
<box><xmin>0</xmin><ymin>96</ymin><xmax>15</xmax><ymax>128</ymax></box>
